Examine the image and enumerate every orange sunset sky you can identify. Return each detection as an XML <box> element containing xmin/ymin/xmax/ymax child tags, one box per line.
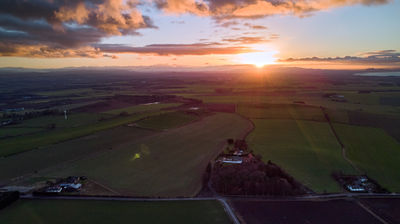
<box><xmin>0</xmin><ymin>0</ymin><xmax>399</xmax><ymax>69</ymax></box>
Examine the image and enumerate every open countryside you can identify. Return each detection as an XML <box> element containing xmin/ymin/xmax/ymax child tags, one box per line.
<box><xmin>1</xmin><ymin>0</ymin><xmax>400</xmax><ymax>223</ymax></box>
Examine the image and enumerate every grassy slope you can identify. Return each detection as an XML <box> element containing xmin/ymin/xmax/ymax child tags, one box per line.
<box><xmin>333</xmin><ymin>123</ymin><xmax>400</xmax><ymax>192</ymax></box>
<box><xmin>104</xmin><ymin>103</ymin><xmax>181</xmax><ymax>115</ymax></box>
<box><xmin>0</xmin><ymin>112</ymin><xmax>159</xmax><ymax>156</ymax></box>
<box><xmin>247</xmin><ymin>119</ymin><xmax>357</xmax><ymax>193</ymax></box>
<box><xmin>42</xmin><ymin>113</ymin><xmax>250</xmax><ymax>197</ymax></box>
<box><xmin>0</xmin><ymin>200</ymin><xmax>231</xmax><ymax>224</ymax></box>
<box><xmin>136</xmin><ymin>111</ymin><xmax>198</xmax><ymax>130</ymax></box>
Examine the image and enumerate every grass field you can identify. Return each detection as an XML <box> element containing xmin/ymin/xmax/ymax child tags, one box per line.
<box><xmin>35</xmin><ymin>88</ymin><xmax>94</xmax><ymax>96</ymax></box>
<box><xmin>40</xmin><ymin>113</ymin><xmax>250</xmax><ymax>196</ymax></box>
<box><xmin>176</xmin><ymin>94</ymin><xmax>294</xmax><ymax>104</ymax></box>
<box><xmin>0</xmin><ymin>127</ymin><xmax>44</xmax><ymax>138</ymax></box>
<box><xmin>247</xmin><ymin>119</ymin><xmax>357</xmax><ymax>193</ymax></box>
<box><xmin>136</xmin><ymin>111</ymin><xmax>198</xmax><ymax>130</ymax></box>
<box><xmin>0</xmin><ymin>112</ymin><xmax>158</xmax><ymax>157</ymax></box>
<box><xmin>333</xmin><ymin>124</ymin><xmax>400</xmax><ymax>192</ymax></box>
<box><xmin>0</xmin><ymin>199</ymin><xmax>231</xmax><ymax>224</ymax></box>
<box><xmin>237</xmin><ymin>104</ymin><xmax>326</xmax><ymax>121</ymax></box>
<box><xmin>0</xmin><ymin>126</ymin><xmax>154</xmax><ymax>183</ymax></box>
<box><xmin>10</xmin><ymin>113</ymin><xmax>112</xmax><ymax>128</ymax></box>
<box><xmin>104</xmin><ymin>103</ymin><xmax>181</xmax><ymax>115</ymax></box>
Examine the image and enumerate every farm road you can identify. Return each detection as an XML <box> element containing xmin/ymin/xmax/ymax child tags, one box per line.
<box><xmin>321</xmin><ymin>107</ymin><xmax>362</xmax><ymax>173</ymax></box>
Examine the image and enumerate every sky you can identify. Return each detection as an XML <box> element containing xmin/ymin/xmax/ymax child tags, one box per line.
<box><xmin>0</xmin><ymin>0</ymin><xmax>399</xmax><ymax>69</ymax></box>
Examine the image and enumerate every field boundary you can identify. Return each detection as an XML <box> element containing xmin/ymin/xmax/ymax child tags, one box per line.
<box><xmin>321</xmin><ymin>107</ymin><xmax>362</xmax><ymax>173</ymax></box>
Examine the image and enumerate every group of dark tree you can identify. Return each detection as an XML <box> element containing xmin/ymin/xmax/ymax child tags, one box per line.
<box><xmin>0</xmin><ymin>191</ymin><xmax>19</xmax><ymax>209</ymax></box>
<box><xmin>211</xmin><ymin>158</ymin><xmax>306</xmax><ymax>196</ymax></box>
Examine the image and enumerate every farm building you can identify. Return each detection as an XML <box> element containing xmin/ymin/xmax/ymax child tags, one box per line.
<box><xmin>46</xmin><ymin>186</ymin><xmax>63</xmax><ymax>193</ymax></box>
<box><xmin>219</xmin><ymin>156</ymin><xmax>243</xmax><ymax>164</ymax></box>
<box><xmin>329</xmin><ymin>95</ymin><xmax>346</xmax><ymax>102</ymax></box>
<box><xmin>0</xmin><ymin>119</ymin><xmax>13</xmax><ymax>126</ymax></box>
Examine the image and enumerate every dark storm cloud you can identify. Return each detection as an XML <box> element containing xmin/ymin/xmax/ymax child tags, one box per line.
<box><xmin>0</xmin><ymin>0</ymin><xmax>155</xmax><ymax>57</ymax></box>
<box><xmin>0</xmin><ymin>15</ymin><xmax>104</xmax><ymax>48</ymax></box>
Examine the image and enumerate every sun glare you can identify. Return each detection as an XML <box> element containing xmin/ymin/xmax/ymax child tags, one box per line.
<box><xmin>236</xmin><ymin>51</ymin><xmax>278</xmax><ymax>68</ymax></box>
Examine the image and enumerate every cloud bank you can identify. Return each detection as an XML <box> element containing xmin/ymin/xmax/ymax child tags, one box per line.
<box><xmin>0</xmin><ymin>0</ymin><xmax>392</xmax><ymax>58</ymax></box>
<box><xmin>280</xmin><ymin>50</ymin><xmax>400</xmax><ymax>65</ymax></box>
<box><xmin>0</xmin><ymin>0</ymin><xmax>154</xmax><ymax>57</ymax></box>
<box><xmin>155</xmin><ymin>0</ymin><xmax>390</xmax><ymax>19</ymax></box>
<box><xmin>95</xmin><ymin>43</ymin><xmax>255</xmax><ymax>55</ymax></box>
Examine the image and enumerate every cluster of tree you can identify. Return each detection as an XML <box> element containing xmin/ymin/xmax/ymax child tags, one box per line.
<box><xmin>211</xmin><ymin>158</ymin><xmax>306</xmax><ymax>196</ymax></box>
<box><xmin>202</xmin><ymin>162</ymin><xmax>212</xmax><ymax>187</ymax></box>
<box><xmin>234</xmin><ymin>139</ymin><xmax>248</xmax><ymax>151</ymax></box>
<box><xmin>224</xmin><ymin>139</ymin><xmax>249</xmax><ymax>154</ymax></box>
<box><xmin>0</xmin><ymin>191</ymin><xmax>19</xmax><ymax>209</ymax></box>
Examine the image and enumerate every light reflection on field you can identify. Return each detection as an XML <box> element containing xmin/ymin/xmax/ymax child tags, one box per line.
<box><xmin>131</xmin><ymin>144</ymin><xmax>151</xmax><ymax>161</ymax></box>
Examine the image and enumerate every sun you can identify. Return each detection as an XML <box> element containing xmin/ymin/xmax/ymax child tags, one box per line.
<box><xmin>236</xmin><ymin>51</ymin><xmax>278</xmax><ymax>68</ymax></box>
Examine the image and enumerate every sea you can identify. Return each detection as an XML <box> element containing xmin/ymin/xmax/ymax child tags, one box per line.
<box><xmin>354</xmin><ymin>71</ymin><xmax>400</xmax><ymax>77</ymax></box>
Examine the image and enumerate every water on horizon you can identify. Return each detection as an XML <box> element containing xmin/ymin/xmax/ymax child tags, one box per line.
<box><xmin>355</xmin><ymin>71</ymin><xmax>400</xmax><ymax>77</ymax></box>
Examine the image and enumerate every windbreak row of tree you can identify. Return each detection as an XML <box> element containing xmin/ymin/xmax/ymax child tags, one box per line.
<box><xmin>211</xmin><ymin>158</ymin><xmax>307</xmax><ymax>196</ymax></box>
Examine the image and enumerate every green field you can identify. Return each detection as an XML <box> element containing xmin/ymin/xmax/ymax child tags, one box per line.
<box><xmin>0</xmin><ymin>199</ymin><xmax>231</xmax><ymax>224</ymax></box>
<box><xmin>104</xmin><ymin>103</ymin><xmax>181</xmax><ymax>115</ymax></box>
<box><xmin>39</xmin><ymin>113</ymin><xmax>250</xmax><ymax>196</ymax></box>
<box><xmin>237</xmin><ymin>104</ymin><xmax>326</xmax><ymax>121</ymax></box>
<box><xmin>0</xmin><ymin>112</ymin><xmax>159</xmax><ymax>156</ymax></box>
<box><xmin>247</xmin><ymin>119</ymin><xmax>357</xmax><ymax>193</ymax></box>
<box><xmin>10</xmin><ymin>113</ymin><xmax>112</xmax><ymax>129</ymax></box>
<box><xmin>0</xmin><ymin>127</ymin><xmax>44</xmax><ymax>138</ymax></box>
<box><xmin>0</xmin><ymin>126</ymin><xmax>154</xmax><ymax>183</ymax></box>
<box><xmin>36</xmin><ymin>88</ymin><xmax>94</xmax><ymax>96</ymax></box>
<box><xmin>333</xmin><ymin>123</ymin><xmax>400</xmax><ymax>192</ymax></box>
<box><xmin>136</xmin><ymin>111</ymin><xmax>198</xmax><ymax>130</ymax></box>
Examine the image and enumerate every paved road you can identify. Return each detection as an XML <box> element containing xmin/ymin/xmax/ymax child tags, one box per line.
<box><xmin>356</xmin><ymin>200</ymin><xmax>389</xmax><ymax>224</ymax></box>
<box><xmin>218</xmin><ymin>198</ymin><xmax>241</xmax><ymax>224</ymax></box>
<box><xmin>20</xmin><ymin>192</ymin><xmax>400</xmax><ymax>202</ymax></box>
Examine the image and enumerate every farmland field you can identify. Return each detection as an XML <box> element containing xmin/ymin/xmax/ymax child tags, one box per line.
<box><xmin>232</xmin><ymin>199</ymin><xmax>382</xmax><ymax>224</ymax></box>
<box><xmin>333</xmin><ymin>123</ymin><xmax>400</xmax><ymax>192</ymax></box>
<box><xmin>0</xmin><ymin>111</ymin><xmax>159</xmax><ymax>156</ymax></box>
<box><xmin>10</xmin><ymin>113</ymin><xmax>112</xmax><ymax>128</ymax></box>
<box><xmin>237</xmin><ymin>103</ymin><xmax>325</xmax><ymax>121</ymax></box>
<box><xmin>36</xmin><ymin>88</ymin><xmax>94</xmax><ymax>96</ymax></box>
<box><xmin>103</xmin><ymin>103</ymin><xmax>181</xmax><ymax>115</ymax></box>
<box><xmin>38</xmin><ymin>113</ymin><xmax>251</xmax><ymax>196</ymax></box>
<box><xmin>360</xmin><ymin>198</ymin><xmax>400</xmax><ymax>223</ymax></box>
<box><xmin>247</xmin><ymin>119</ymin><xmax>357</xmax><ymax>192</ymax></box>
<box><xmin>0</xmin><ymin>127</ymin><xmax>44</xmax><ymax>138</ymax></box>
<box><xmin>0</xmin><ymin>126</ymin><xmax>154</xmax><ymax>184</ymax></box>
<box><xmin>0</xmin><ymin>199</ymin><xmax>231</xmax><ymax>224</ymax></box>
<box><xmin>135</xmin><ymin>111</ymin><xmax>198</xmax><ymax>130</ymax></box>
